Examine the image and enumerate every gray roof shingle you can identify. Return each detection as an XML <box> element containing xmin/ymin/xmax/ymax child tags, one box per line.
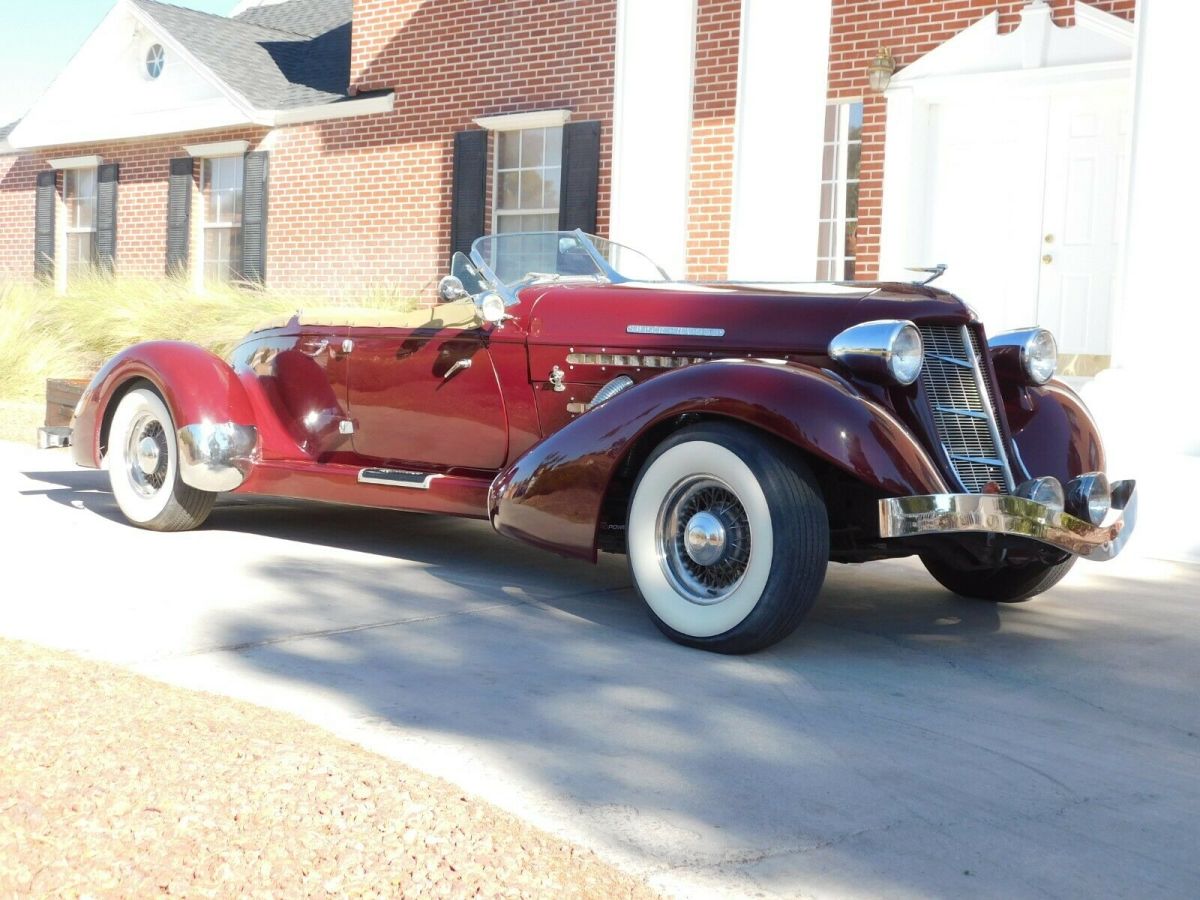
<box><xmin>131</xmin><ymin>0</ymin><xmax>352</xmax><ymax>111</ymax></box>
<box><xmin>233</xmin><ymin>0</ymin><xmax>352</xmax><ymax>38</ymax></box>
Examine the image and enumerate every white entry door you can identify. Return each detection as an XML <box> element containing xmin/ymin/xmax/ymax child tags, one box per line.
<box><xmin>921</xmin><ymin>80</ymin><xmax>1129</xmax><ymax>355</ymax></box>
<box><xmin>1037</xmin><ymin>85</ymin><xmax>1129</xmax><ymax>355</ymax></box>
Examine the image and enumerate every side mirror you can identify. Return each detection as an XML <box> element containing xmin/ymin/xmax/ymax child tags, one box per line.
<box><xmin>438</xmin><ymin>275</ymin><xmax>468</xmax><ymax>303</ymax></box>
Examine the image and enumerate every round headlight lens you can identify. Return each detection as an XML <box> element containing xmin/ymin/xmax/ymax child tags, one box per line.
<box><xmin>1066</xmin><ymin>472</ymin><xmax>1110</xmax><ymax>526</ymax></box>
<box><xmin>479</xmin><ymin>292</ymin><xmax>506</xmax><ymax>323</ymax></box>
<box><xmin>1023</xmin><ymin>329</ymin><xmax>1057</xmax><ymax>384</ymax></box>
<box><xmin>888</xmin><ymin>324</ymin><xmax>924</xmax><ymax>385</ymax></box>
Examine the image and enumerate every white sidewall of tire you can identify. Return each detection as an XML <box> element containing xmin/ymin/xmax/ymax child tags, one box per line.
<box><xmin>628</xmin><ymin>440</ymin><xmax>774</xmax><ymax>638</ymax></box>
<box><xmin>108</xmin><ymin>389</ymin><xmax>178</xmax><ymax>524</ymax></box>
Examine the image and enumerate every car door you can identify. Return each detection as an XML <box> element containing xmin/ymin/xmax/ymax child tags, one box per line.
<box><xmin>346</xmin><ymin>301</ymin><xmax>508</xmax><ymax>471</ymax></box>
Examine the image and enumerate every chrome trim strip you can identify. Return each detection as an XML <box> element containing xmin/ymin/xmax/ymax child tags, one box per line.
<box><xmin>936</xmin><ymin>406</ymin><xmax>989</xmax><ymax>420</ymax></box>
<box><xmin>177</xmin><ymin>423</ymin><xmax>258</xmax><ymax>492</ymax></box>
<box><xmin>357</xmin><ymin>468</ymin><xmax>442</xmax><ymax>489</ymax></box>
<box><xmin>626</xmin><ymin>325</ymin><xmax>725</xmax><ymax>337</ymax></box>
<box><xmin>949</xmin><ymin>453</ymin><xmax>1006</xmax><ymax>467</ymax></box>
<box><xmin>961</xmin><ymin>325</ymin><xmax>1016</xmax><ymax>492</ymax></box>
<box><xmin>878</xmin><ymin>480</ymin><xmax>1137</xmax><ymax>562</ymax></box>
<box><xmin>930</xmin><ymin>353</ymin><xmax>973</xmax><ymax>368</ymax></box>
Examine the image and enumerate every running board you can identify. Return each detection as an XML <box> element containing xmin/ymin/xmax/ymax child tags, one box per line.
<box><xmin>357</xmin><ymin>468</ymin><xmax>442</xmax><ymax>489</ymax></box>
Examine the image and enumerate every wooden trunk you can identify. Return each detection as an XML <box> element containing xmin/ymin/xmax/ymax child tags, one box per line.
<box><xmin>45</xmin><ymin>379</ymin><xmax>89</xmax><ymax>428</ymax></box>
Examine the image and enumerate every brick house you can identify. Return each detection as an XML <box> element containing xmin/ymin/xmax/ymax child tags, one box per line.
<box><xmin>0</xmin><ymin>0</ymin><xmax>1142</xmax><ymax>366</ymax></box>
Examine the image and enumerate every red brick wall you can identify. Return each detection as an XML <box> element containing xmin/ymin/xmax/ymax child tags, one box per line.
<box><xmin>0</xmin><ymin>127</ymin><xmax>267</xmax><ymax>284</ymax></box>
<box><xmin>686</xmin><ymin>0</ymin><xmax>741</xmax><ymax>282</ymax></box>
<box><xmin>314</xmin><ymin>0</ymin><xmax>617</xmax><ymax>296</ymax></box>
<box><xmin>828</xmin><ymin>0</ymin><xmax>1136</xmax><ymax>280</ymax></box>
<box><xmin>2</xmin><ymin>0</ymin><xmax>617</xmax><ymax>296</ymax></box>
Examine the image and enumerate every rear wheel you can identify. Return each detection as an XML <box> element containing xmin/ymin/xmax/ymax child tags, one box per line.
<box><xmin>626</xmin><ymin>423</ymin><xmax>829</xmax><ymax>654</ymax></box>
<box><xmin>108</xmin><ymin>387</ymin><xmax>215</xmax><ymax>531</ymax></box>
<box><xmin>921</xmin><ymin>554</ymin><xmax>1076</xmax><ymax>603</ymax></box>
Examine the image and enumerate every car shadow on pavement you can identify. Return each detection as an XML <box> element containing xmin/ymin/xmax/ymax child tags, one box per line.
<box><xmin>20</xmin><ymin>464</ymin><xmax>1200</xmax><ymax>897</ymax></box>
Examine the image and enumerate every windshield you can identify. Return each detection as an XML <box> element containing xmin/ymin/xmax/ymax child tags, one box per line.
<box><xmin>470</xmin><ymin>230</ymin><xmax>670</xmax><ymax>289</ymax></box>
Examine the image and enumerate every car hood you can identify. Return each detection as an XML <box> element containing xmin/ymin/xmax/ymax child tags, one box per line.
<box><xmin>523</xmin><ymin>279</ymin><xmax>973</xmax><ymax>359</ymax></box>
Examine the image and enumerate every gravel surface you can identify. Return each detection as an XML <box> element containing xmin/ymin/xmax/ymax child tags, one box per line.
<box><xmin>0</xmin><ymin>638</ymin><xmax>659</xmax><ymax>898</ymax></box>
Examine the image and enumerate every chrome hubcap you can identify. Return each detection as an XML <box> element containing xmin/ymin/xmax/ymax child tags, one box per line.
<box><xmin>125</xmin><ymin>414</ymin><xmax>169</xmax><ymax>498</ymax></box>
<box><xmin>684</xmin><ymin>511</ymin><xmax>726</xmax><ymax>566</ymax></box>
<box><xmin>136</xmin><ymin>436</ymin><xmax>161</xmax><ymax>475</ymax></box>
<box><xmin>657</xmin><ymin>476</ymin><xmax>751</xmax><ymax>605</ymax></box>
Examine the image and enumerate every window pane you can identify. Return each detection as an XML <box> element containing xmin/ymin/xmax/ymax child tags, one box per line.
<box><xmin>824</xmin><ymin>104</ymin><xmax>837</xmax><ymax>140</ymax></box>
<box><xmin>845</xmin><ymin>220</ymin><xmax>858</xmax><ymax>259</ymax></box>
<box><xmin>520</xmin><ymin>128</ymin><xmax>544</xmax><ymax>168</ymax></box>
<box><xmin>544</xmin><ymin>127</ymin><xmax>563</xmax><ymax>166</ymax></box>
<box><xmin>820</xmin><ymin>182</ymin><xmax>835</xmax><ymax>219</ymax></box>
<box><xmin>847</xmin><ymin>142</ymin><xmax>861</xmax><ymax>180</ymax></box>
<box><xmin>204</xmin><ymin>226</ymin><xmax>242</xmax><ymax>282</ymax></box>
<box><xmin>543</xmin><ymin>167</ymin><xmax>560</xmax><ymax>209</ymax></box>
<box><xmin>849</xmin><ymin>102</ymin><xmax>864</xmax><ymax>135</ymax></box>
<box><xmin>821</xmin><ymin>144</ymin><xmax>836</xmax><ymax>181</ymax></box>
<box><xmin>519</xmin><ymin>170</ymin><xmax>544</xmax><ymax>210</ymax></box>
<box><xmin>498</xmin><ymin>131</ymin><xmax>520</xmax><ymax>169</ymax></box>
<box><xmin>817</xmin><ymin>221</ymin><xmax>833</xmax><ymax>258</ymax></box>
<box><xmin>499</xmin><ymin>172</ymin><xmax>519</xmax><ymax>210</ymax></box>
<box><xmin>496</xmin><ymin>214</ymin><xmax>520</xmax><ymax>234</ymax></box>
<box><xmin>845</xmin><ymin>182</ymin><xmax>859</xmax><ymax>218</ymax></box>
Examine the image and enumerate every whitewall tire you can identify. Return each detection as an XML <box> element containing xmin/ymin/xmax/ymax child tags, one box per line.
<box><xmin>107</xmin><ymin>387</ymin><xmax>215</xmax><ymax>531</ymax></box>
<box><xmin>627</xmin><ymin>423</ymin><xmax>829</xmax><ymax>653</ymax></box>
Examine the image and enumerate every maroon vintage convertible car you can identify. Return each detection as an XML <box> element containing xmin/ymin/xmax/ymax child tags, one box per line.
<box><xmin>69</xmin><ymin>231</ymin><xmax>1135</xmax><ymax>653</ymax></box>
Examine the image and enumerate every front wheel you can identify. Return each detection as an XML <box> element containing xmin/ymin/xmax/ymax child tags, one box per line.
<box><xmin>921</xmin><ymin>554</ymin><xmax>1076</xmax><ymax>603</ymax></box>
<box><xmin>108</xmin><ymin>387</ymin><xmax>215</xmax><ymax>531</ymax></box>
<box><xmin>626</xmin><ymin>423</ymin><xmax>829</xmax><ymax>654</ymax></box>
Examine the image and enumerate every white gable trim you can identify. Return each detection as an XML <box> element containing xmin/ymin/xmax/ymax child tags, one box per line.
<box><xmin>121</xmin><ymin>0</ymin><xmax>264</xmax><ymax>122</ymax></box>
<box><xmin>184</xmin><ymin>140</ymin><xmax>249</xmax><ymax>158</ymax></box>
<box><xmin>48</xmin><ymin>155</ymin><xmax>104</xmax><ymax>169</ymax></box>
<box><xmin>890</xmin><ymin>0</ymin><xmax>1133</xmax><ymax>88</ymax></box>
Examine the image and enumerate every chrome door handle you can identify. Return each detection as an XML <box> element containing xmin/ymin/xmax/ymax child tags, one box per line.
<box><xmin>299</xmin><ymin>338</ymin><xmax>329</xmax><ymax>357</ymax></box>
<box><xmin>443</xmin><ymin>358</ymin><xmax>472</xmax><ymax>379</ymax></box>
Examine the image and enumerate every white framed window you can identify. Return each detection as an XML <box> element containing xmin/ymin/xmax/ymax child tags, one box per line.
<box><xmin>493</xmin><ymin>126</ymin><xmax>563</xmax><ymax>234</ymax></box>
<box><xmin>200</xmin><ymin>155</ymin><xmax>244</xmax><ymax>283</ymax></box>
<box><xmin>145</xmin><ymin>43</ymin><xmax>165</xmax><ymax>80</ymax></box>
<box><xmin>816</xmin><ymin>101</ymin><xmax>863</xmax><ymax>281</ymax></box>
<box><xmin>63</xmin><ymin>167</ymin><xmax>98</xmax><ymax>282</ymax></box>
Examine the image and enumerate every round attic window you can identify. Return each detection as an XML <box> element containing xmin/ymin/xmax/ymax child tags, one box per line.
<box><xmin>145</xmin><ymin>44</ymin><xmax>166</xmax><ymax>79</ymax></box>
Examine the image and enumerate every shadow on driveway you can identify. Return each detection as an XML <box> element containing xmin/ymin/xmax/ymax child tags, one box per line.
<box><xmin>21</xmin><ymin>464</ymin><xmax>1200</xmax><ymax>897</ymax></box>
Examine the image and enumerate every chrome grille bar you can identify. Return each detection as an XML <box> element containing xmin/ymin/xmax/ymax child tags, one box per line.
<box><xmin>918</xmin><ymin>324</ymin><xmax>1015</xmax><ymax>493</ymax></box>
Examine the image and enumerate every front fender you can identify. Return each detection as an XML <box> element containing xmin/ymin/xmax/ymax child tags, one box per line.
<box><xmin>1003</xmin><ymin>378</ymin><xmax>1106</xmax><ymax>485</ymax></box>
<box><xmin>71</xmin><ymin>341</ymin><xmax>257</xmax><ymax>475</ymax></box>
<box><xmin>489</xmin><ymin>359</ymin><xmax>949</xmax><ymax>560</ymax></box>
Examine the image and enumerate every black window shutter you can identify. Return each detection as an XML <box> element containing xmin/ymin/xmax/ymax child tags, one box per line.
<box><xmin>451</xmin><ymin>129</ymin><xmax>488</xmax><ymax>258</ymax></box>
<box><xmin>166</xmin><ymin>157</ymin><xmax>193</xmax><ymax>275</ymax></box>
<box><xmin>558</xmin><ymin>120</ymin><xmax>601</xmax><ymax>233</ymax></box>
<box><xmin>96</xmin><ymin>163</ymin><xmax>119</xmax><ymax>276</ymax></box>
<box><xmin>34</xmin><ymin>170</ymin><xmax>56</xmax><ymax>280</ymax></box>
<box><xmin>241</xmin><ymin>151</ymin><xmax>268</xmax><ymax>283</ymax></box>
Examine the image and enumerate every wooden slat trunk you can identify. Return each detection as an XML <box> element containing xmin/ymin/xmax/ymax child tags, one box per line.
<box><xmin>45</xmin><ymin>379</ymin><xmax>89</xmax><ymax>428</ymax></box>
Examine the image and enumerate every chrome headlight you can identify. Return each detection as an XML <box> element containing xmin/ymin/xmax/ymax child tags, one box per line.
<box><xmin>988</xmin><ymin>327</ymin><xmax>1057</xmax><ymax>385</ymax></box>
<box><xmin>1066</xmin><ymin>472</ymin><xmax>1110</xmax><ymax>525</ymax></box>
<box><xmin>829</xmin><ymin>320</ymin><xmax>924</xmax><ymax>386</ymax></box>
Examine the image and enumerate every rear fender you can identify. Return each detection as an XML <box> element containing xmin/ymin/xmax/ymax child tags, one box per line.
<box><xmin>71</xmin><ymin>341</ymin><xmax>259</xmax><ymax>478</ymax></box>
<box><xmin>489</xmin><ymin>359</ymin><xmax>948</xmax><ymax>560</ymax></box>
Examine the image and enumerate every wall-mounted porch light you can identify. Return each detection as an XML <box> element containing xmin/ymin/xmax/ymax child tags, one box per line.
<box><xmin>867</xmin><ymin>47</ymin><xmax>895</xmax><ymax>94</ymax></box>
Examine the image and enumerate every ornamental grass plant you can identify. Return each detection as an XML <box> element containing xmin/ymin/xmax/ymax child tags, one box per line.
<box><xmin>0</xmin><ymin>275</ymin><xmax>422</xmax><ymax>441</ymax></box>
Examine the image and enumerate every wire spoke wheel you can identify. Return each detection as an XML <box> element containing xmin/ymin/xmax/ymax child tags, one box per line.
<box><xmin>657</xmin><ymin>476</ymin><xmax>752</xmax><ymax>605</ymax></box>
<box><xmin>125</xmin><ymin>413</ymin><xmax>170</xmax><ymax>498</ymax></box>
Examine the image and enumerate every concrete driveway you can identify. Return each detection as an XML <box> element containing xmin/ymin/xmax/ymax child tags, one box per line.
<box><xmin>3</xmin><ymin>442</ymin><xmax>1197</xmax><ymax>898</ymax></box>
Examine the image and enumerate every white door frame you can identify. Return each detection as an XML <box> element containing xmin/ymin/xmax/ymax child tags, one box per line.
<box><xmin>878</xmin><ymin>2</ymin><xmax>1134</xmax><ymax>283</ymax></box>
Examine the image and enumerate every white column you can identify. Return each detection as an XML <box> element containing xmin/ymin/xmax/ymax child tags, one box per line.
<box><xmin>727</xmin><ymin>0</ymin><xmax>832</xmax><ymax>281</ymax></box>
<box><xmin>1111</xmin><ymin>0</ymin><xmax>1200</xmax><ymax>379</ymax></box>
<box><xmin>609</xmin><ymin>0</ymin><xmax>696</xmax><ymax>279</ymax></box>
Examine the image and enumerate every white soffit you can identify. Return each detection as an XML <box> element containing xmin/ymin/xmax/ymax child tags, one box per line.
<box><xmin>48</xmin><ymin>155</ymin><xmax>103</xmax><ymax>169</ymax></box>
<box><xmin>184</xmin><ymin>139</ymin><xmax>250</xmax><ymax>157</ymax></box>
<box><xmin>474</xmin><ymin>109</ymin><xmax>571</xmax><ymax>131</ymax></box>
<box><xmin>890</xmin><ymin>0</ymin><xmax>1133</xmax><ymax>86</ymax></box>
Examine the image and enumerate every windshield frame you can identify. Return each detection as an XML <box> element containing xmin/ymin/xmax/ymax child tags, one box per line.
<box><xmin>468</xmin><ymin>229</ymin><xmax>669</xmax><ymax>305</ymax></box>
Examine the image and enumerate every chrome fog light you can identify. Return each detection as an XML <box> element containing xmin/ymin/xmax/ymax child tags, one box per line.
<box><xmin>1015</xmin><ymin>476</ymin><xmax>1064</xmax><ymax>511</ymax></box>
<box><xmin>829</xmin><ymin>319</ymin><xmax>924</xmax><ymax>386</ymax></box>
<box><xmin>1066</xmin><ymin>472</ymin><xmax>1110</xmax><ymax>525</ymax></box>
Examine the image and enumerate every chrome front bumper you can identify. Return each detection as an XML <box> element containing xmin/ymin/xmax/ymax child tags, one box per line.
<box><xmin>879</xmin><ymin>480</ymin><xmax>1137</xmax><ymax>561</ymax></box>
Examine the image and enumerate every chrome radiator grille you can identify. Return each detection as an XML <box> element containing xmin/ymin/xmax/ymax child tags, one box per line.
<box><xmin>918</xmin><ymin>325</ymin><xmax>1014</xmax><ymax>493</ymax></box>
